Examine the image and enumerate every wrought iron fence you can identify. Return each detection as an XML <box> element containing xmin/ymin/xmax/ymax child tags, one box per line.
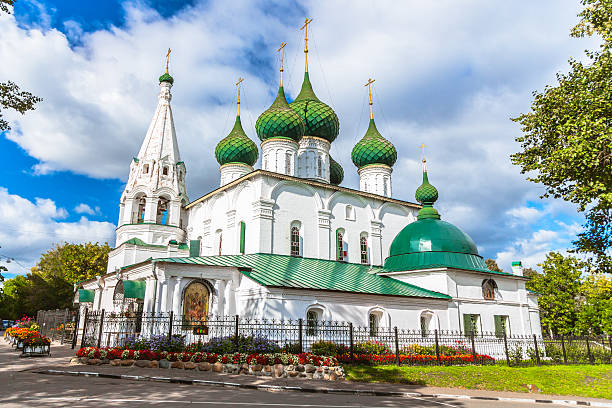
<box><xmin>79</xmin><ymin>309</ymin><xmax>612</xmax><ymax>366</ymax></box>
<box><xmin>36</xmin><ymin>308</ymin><xmax>78</xmax><ymax>344</ymax></box>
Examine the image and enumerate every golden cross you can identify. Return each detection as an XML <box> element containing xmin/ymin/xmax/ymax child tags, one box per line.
<box><xmin>419</xmin><ymin>143</ymin><xmax>427</xmax><ymax>172</ymax></box>
<box><xmin>277</xmin><ymin>42</ymin><xmax>287</xmax><ymax>86</ymax></box>
<box><xmin>364</xmin><ymin>78</ymin><xmax>375</xmax><ymax>119</ymax></box>
<box><xmin>300</xmin><ymin>18</ymin><xmax>313</xmax><ymax>72</ymax></box>
<box><xmin>236</xmin><ymin>77</ymin><xmax>244</xmax><ymax>115</ymax></box>
<box><xmin>165</xmin><ymin>48</ymin><xmax>171</xmax><ymax>74</ymax></box>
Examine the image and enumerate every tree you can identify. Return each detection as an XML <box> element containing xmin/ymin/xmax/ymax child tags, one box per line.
<box><xmin>522</xmin><ymin>267</ymin><xmax>538</xmax><ymax>280</ymax></box>
<box><xmin>33</xmin><ymin>242</ymin><xmax>111</xmax><ymax>284</ymax></box>
<box><xmin>526</xmin><ymin>252</ymin><xmax>587</xmax><ymax>336</ymax></box>
<box><xmin>511</xmin><ymin>0</ymin><xmax>612</xmax><ymax>273</ymax></box>
<box><xmin>0</xmin><ymin>1</ymin><xmax>43</xmax><ymax>131</ymax></box>
<box><xmin>577</xmin><ymin>273</ymin><xmax>612</xmax><ymax>334</ymax></box>
<box><xmin>485</xmin><ymin>259</ymin><xmax>503</xmax><ymax>273</ymax></box>
<box><xmin>0</xmin><ymin>265</ymin><xmax>5</xmax><ymax>283</ymax></box>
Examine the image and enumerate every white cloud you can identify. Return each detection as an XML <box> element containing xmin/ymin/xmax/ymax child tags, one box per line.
<box><xmin>0</xmin><ymin>187</ymin><xmax>115</xmax><ymax>272</ymax></box>
<box><xmin>1</xmin><ymin>0</ymin><xmax>596</xmax><ymax>263</ymax></box>
<box><xmin>74</xmin><ymin>203</ymin><xmax>97</xmax><ymax>215</ymax></box>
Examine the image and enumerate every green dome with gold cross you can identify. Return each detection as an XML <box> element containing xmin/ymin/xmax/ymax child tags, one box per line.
<box><xmin>289</xmin><ymin>72</ymin><xmax>339</xmax><ymax>143</ymax></box>
<box><xmin>351</xmin><ymin>119</ymin><xmax>397</xmax><ymax>168</ymax></box>
<box><xmin>215</xmin><ymin>115</ymin><xmax>258</xmax><ymax>166</ymax></box>
<box><xmin>256</xmin><ymin>86</ymin><xmax>305</xmax><ymax>143</ymax></box>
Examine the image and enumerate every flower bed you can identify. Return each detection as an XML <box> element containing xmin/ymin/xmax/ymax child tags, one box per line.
<box><xmin>4</xmin><ymin>325</ymin><xmax>51</xmax><ymax>356</ymax></box>
<box><xmin>337</xmin><ymin>352</ymin><xmax>495</xmax><ymax>365</ymax></box>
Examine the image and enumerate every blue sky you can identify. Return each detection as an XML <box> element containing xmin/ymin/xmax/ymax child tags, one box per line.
<box><xmin>0</xmin><ymin>0</ymin><xmax>595</xmax><ymax>278</ymax></box>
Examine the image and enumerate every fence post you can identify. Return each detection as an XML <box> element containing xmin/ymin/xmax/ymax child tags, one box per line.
<box><xmin>298</xmin><ymin>318</ymin><xmax>303</xmax><ymax>353</ymax></box>
<box><xmin>349</xmin><ymin>322</ymin><xmax>354</xmax><ymax>363</ymax></box>
<box><xmin>96</xmin><ymin>309</ymin><xmax>105</xmax><ymax>349</ymax></box>
<box><xmin>71</xmin><ymin>309</ymin><xmax>81</xmax><ymax>349</ymax></box>
<box><xmin>168</xmin><ymin>311</ymin><xmax>174</xmax><ymax>340</ymax></box>
<box><xmin>394</xmin><ymin>326</ymin><xmax>400</xmax><ymax>366</ymax></box>
<box><xmin>234</xmin><ymin>315</ymin><xmax>239</xmax><ymax>339</ymax></box>
<box><xmin>585</xmin><ymin>336</ymin><xmax>594</xmax><ymax>365</ymax></box>
<box><xmin>79</xmin><ymin>308</ymin><xmax>89</xmax><ymax>348</ymax></box>
<box><xmin>503</xmin><ymin>330</ymin><xmax>510</xmax><ymax>366</ymax></box>
<box><xmin>470</xmin><ymin>332</ymin><xmax>477</xmax><ymax>363</ymax></box>
<box><xmin>434</xmin><ymin>329</ymin><xmax>441</xmax><ymax>365</ymax></box>
<box><xmin>561</xmin><ymin>334</ymin><xmax>567</xmax><ymax>364</ymax></box>
<box><xmin>532</xmin><ymin>335</ymin><xmax>540</xmax><ymax>365</ymax></box>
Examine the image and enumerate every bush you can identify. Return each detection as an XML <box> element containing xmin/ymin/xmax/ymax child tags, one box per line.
<box><xmin>311</xmin><ymin>340</ymin><xmax>348</xmax><ymax>356</ymax></box>
<box><xmin>354</xmin><ymin>340</ymin><xmax>391</xmax><ymax>355</ymax></box>
<box><xmin>193</xmin><ymin>335</ymin><xmax>281</xmax><ymax>354</ymax></box>
<box><xmin>282</xmin><ymin>342</ymin><xmax>302</xmax><ymax>354</ymax></box>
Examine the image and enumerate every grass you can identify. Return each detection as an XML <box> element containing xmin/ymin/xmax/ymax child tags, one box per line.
<box><xmin>344</xmin><ymin>364</ymin><xmax>612</xmax><ymax>399</ymax></box>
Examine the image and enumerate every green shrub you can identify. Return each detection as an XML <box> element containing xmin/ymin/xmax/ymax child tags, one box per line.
<box><xmin>354</xmin><ymin>340</ymin><xmax>391</xmax><ymax>355</ymax></box>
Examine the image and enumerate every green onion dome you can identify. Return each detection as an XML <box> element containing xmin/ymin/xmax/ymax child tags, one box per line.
<box><xmin>159</xmin><ymin>72</ymin><xmax>174</xmax><ymax>85</ymax></box>
<box><xmin>289</xmin><ymin>72</ymin><xmax>339</xmax><ymax>143</ymax></box>
<box><xmin>329</xmin><ymin>156</ymin><xmax>344</xmax><ymax>185</ymax></box>
<box><xmin>255</xmin><ymin>86</ymin><xmax>305</xmax><ymax>142</ymax></box>
<box><xmin>351</xmin><ymin>119</ymin><xmax>397</xmax><ymax>168</ymax></box>
<box><xmin>215</xmin><ymin>115</ymin><xmax>258</xmax><ymax>166</ymax></box>
<box><xmin>384</xmin><ymin>169</ymin><xmax>490</xmax><ymax>273</ymax></box>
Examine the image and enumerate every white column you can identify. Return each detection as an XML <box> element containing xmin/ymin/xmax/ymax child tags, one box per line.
<box><xmin>217</xmin><ymin>280</ymin><xmax>227</xmax><ymax>317</ymax></box>
<box><xmin>159</xmin><ymin>278</ymin><xmax>169</xmax><ymax>312</ymax></box>
<box><xmin>144</xmin><ymin>196</ymin><xmax>157</xmax><ymax>223</ymax></box>
<box><xmin>155</xmin><ymin>280</ymin><xmax>163</xmax><ymax>313</ymax></box>
<box><xmin>172</xmin><ymin>277</ymin><xmax>183</xmax><ymax>316</ymax></box>
<box><xmin>144</xmin><ymin>278</ymin><xmax>155</xmax><ymax>312</ymax></box>
<box><xmin>226</xmin><ymin>279</ymin><xmax>236</xmax><ymax>316</ymax></box>
<box><xmin>210</xmin><ymin>279</ymin><xmax>219</xmax><ymax>315</ymax></box>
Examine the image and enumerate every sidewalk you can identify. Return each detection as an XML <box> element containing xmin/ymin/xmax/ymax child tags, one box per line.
<box><xmin>0</xmin><ymin>336</ymin><xmax>75</xmax><ymax>373</ymax></box>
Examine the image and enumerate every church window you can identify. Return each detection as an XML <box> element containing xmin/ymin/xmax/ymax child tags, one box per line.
<box><xmin>182</xmin><ymin>281</ymin><xmax>210</xmax><ymax>325</ymax></box>
<box><xmin>239</xmin><ymin>222</ymin><xmax>246</xmax><ymax>254</ymax></box>
<box><xmin>368</xmin><ymin>312</ymin><xmax>379</xmax><ymax>337</ymax></box>
<box><xmin>306</xmin><ymin>308</ymin><xmax>322</xmax><ymax>336</ymax></box>
<box><xmin>383</xmin><ymin>177</ymin><xmax>388</xmax><ymax>196</ymax></box>
<box><xmin>494</xmin><ymin>315</ymin><xmax>510</xmax><ymax>338</ymax></box>
<box><xmin>143</xmin><ymin>164</ymin><xmax>149</xmax><ymax>174</ymax></box>
<box><xmin>263</xmin><ymin>154</ymin><xmax>268</xmax><ymax>170</ymax></box>
<box><xmin>215</xmin><ymin>229</ymin><xmax>223</xmax><ymax>255</ymax></box>
<box><xmin>345</xmin><ymin>205</ymin><xmax>355</xmax><ymax>220</ymax></box>
<box><xmin>163</xmin><ymin>166</ymin><xmax>169</xmax><ymax>176</ymax></box>
<box><xmin>463</xmin><ymin>314</ymin><xmax>480</xmax><ymax>337</ymax></box>
<box><xmin>136</xmin><ymin>196</ymin><xmax>147</xmax><ymax>224</ymax></box>
<box><xmin>317</xmin><ymin>156</ymin><xmax>322</xmax><ymax>177</ymax></box>
<box><xmin>360</xmin><ymin>234</ymin><xmax>369</xmax><ymax>264</ymax></box>
<box><xmin>481</xmin><ymin>279</ymin><xmax>498</xmax><ymax>300</ymax></box>
<box><xmin>285</xmin><ymin>152</ymin><xmax>292</xmax><ymax>174</ymax></box>
<box><xmin>290</xmin><ymin>225</ymin><xmax>300</xmax><ymax>256</ymax></box>
<box><xmin>156</xmin><ymin>197</ymin><xmax>169</xmax><ymax>225</ymax></box>
<box><xmin>113</xmin><ymin>280</ymin><xmax>124</xmax><ymax>306</ymax></box>
<box><xmin>336</xmin><ymin>229</ymin><xmax>345</xmax><ymax>261</ymax></box>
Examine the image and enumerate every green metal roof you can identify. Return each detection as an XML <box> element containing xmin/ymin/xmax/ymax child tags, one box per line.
<box><xmin>329</xmin><ymin>156</ymin><xmax>344</xmax><ymax>185</ymax></box>
<box><xmin>215</xmin><ymin>115</ymin><xmax>258</xmax><ymax>166</ymax></box>
<box><xmin>256</xmin><ymin>86</ymin><xmax>305</xmax><ymax>142</ymax></box>
<box><xmin>153</xmin><ymin>253</ymin><xmax>450</xmax><ymax>299</ymax></box>
<box><xmin>122</xmin><ymin>237</ymin><xmax>167</xmax><ymax>249</ymax></box>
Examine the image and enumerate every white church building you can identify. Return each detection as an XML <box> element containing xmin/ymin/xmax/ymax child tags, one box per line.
<box><xmin>78</xmin><ymin>39</ymin><xmax>541</xmax><ymax>338</ymax></box>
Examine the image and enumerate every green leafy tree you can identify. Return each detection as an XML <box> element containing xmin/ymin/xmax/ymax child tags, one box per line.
<box><xmin>0</xmin><ymin>275</ymin><xmax>30</xmax><ymax>319</ymax></box>
<box><xmin>511</xmin><ymin>0</ymin><xmax>612</xmax><ymax>273</ymax></box>
<box><xmin>0</xmin><ymin>0</ymin><xmax>43</xmax><ymax>131</ymax></box>
<box><xmin>523</xmin><ymin>267</ymin><xmax>538</xmax><ymax>280</ymax></box>
<box><xmin>485</xmin><ymin>259</ymin><xmax>503</xmax><ymax>273</ymax></box>
<box><xmin>33</xmin><ymin>242</ymin><xmax>111</xmax><ymax>283</ymax></box>
<box><xmin>526</xmin><ymin>252</ymin><xmax>587</xmax><ymax>336</ymax></box>
<box><xmin>577</xmin><ymin>273</ymin><xmax>612</xmax><ymax>334</ymax></box>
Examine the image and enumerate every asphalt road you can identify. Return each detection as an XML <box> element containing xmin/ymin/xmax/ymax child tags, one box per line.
<box><xmin>0</xmin><ymin>370</ymin><xmax>569</xmax><ymax>407</ymax></box>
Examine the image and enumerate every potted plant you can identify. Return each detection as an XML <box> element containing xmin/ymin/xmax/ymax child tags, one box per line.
<box><xmin>21</xmin><ymin>333</ymin><xmax>51</xmax><ymax>357</ymax></box>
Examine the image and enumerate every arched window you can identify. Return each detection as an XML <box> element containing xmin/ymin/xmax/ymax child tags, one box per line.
<box><xmin>143</xmin><ymin>164</ymin><xmax>149</xmax><ymax>174</ymax></box>
<box><xmin>182</xmin><ymin>280</ymin><xmax>211</xmax><ymax>324</ymax></box>
<box><xmin>136</xmin><ymin>196</ymin><xmax>147</xmax><ymax>224</ymax></box>
<box><xmin>369</xmin><ymin>312</ymin><xmax>381</xmax><ymax>337</ymax></box>
<box><xmin>162</xmin><ymin>166</ymin><xmax>169</xmax><ymax>176</ymax></box>
<box><xmin>420</xmin><ymin>311</ymin><xmax>436</xmax><ymax>337</ymax></box>
<box><xmin>336</xmin><ymin>229</ymin><xmax>346</xmax><ymax>261</ymax></box>
<box><xmin>482</xmin><ymin>279</ymin><xmax>498</xmax><ymax>300</ymax></box>
<box><xmin>113</xmin><ymin>280</ymin><xmax>124</xmax><ymax>306</ymax></box>
<box><xmin>360</xmin><ymin>234</ymin><xmax>369</xmax><ymax>265</ymax></box>
<box><xmin>290</xmin><ymin>225</ymin><xmax>300</xmax><ymax>256</ymax></box>
<box><xmin>306</xmin><ymin>308</ymin><xmax>323</xmax><ymax>336</ymax></box>
<box><xmin>215</xmin><ymin>229</ymin><xmax>223</xmax><ymax>256</ymax></box>
<box><xmin>156</xmin><ymin>197</ymin><xmax>169</xmax><ymax>224</ymax></box>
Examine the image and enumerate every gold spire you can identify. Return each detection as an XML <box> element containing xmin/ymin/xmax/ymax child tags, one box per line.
<box><xmin>165</xmin><ymin>48</ymin><xmax>171</xmax><ymax>74</ymax></box>
<box><xmin>235</xmin><ymin>77</ymin><xmax>244</xmax><ymax>116</ymax></box>
<box><xmin>277</xmin><ymin>42</ymin><xmax>287</xmax><ymax>87</ymax></box>
<box><xmin>300</xmin><ymin>18</ymin><xmax>313</xmax><ymax>72</ymax></box>
<box><xmin>419</xmin><ymin>143</ymin><xmax>427</xmax><ymax>172</ymax></box>
<box><xmin>364</xmin><ymin>77</ymin><xmax>375</xmax><ymax>119</ymax></box>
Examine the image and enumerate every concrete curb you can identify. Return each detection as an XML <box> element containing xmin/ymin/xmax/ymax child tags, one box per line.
<box><xmin>33</xmin><ymin>369</ymin><xmax>612</xmax><ymax>407</ymax></box>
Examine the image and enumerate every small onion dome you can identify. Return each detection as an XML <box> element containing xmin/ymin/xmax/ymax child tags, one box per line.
<box><xmin>215</xmin><ymin>115</ymin><xmax>258</xmax><ymax>166</ymax></box>
<box><xmin>255</xmin><ymin>86</ymin><xmax>305</xmax><ymax>142</ymax></box>
<box><xmin>289</xmin><ymin>72</ymin><xmax>339</xmax><ymax>142</ymax></box>
<box><xmin>384</xmin><ymin>169</ymin><xmax>493</xmax><ymax>274</ymax></box>
<box><xmin>159</xmin><ymin>72</ymin><xmax>174</xmax><ymax>85</ymax></box>
<box><xmin>351</xmin><ymin>119</ymin><xmax>397</xmax><ymax>168</ymax></box>
<box><xmin>329</xmin><ymin>156</ymin><xmax>344</xmax><ymax>185</ymax></box>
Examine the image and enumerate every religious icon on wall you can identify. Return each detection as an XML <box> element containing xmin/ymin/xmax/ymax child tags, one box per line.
<box><xmin>183</xmin><ymin>281</ymin><xmax>210</xmax><ymax>324</ymax></box>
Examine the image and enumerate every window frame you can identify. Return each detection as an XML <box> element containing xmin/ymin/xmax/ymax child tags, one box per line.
<box><xmin>290</xmin><ymin>225</ymin><xmax>300</xmax><ymax>256</ymax></box>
